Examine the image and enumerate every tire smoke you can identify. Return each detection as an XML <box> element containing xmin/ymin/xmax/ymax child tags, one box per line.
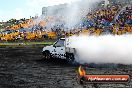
<box><xmin>68</xmin><ymin>35</ymin><xmax>132</xmax><ymax>64</ymax></box>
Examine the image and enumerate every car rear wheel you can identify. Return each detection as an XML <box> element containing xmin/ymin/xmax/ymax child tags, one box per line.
<box><xmin>66</xmin><ymin>53</ymin><xmax>75</xmax><ymax>63</ymax></box>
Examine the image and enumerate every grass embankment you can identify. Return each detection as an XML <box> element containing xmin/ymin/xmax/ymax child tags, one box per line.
<box><xmin>0</xmin><ymin>41</ymin><xmax>54</xmax><ymax>46</ymax></box>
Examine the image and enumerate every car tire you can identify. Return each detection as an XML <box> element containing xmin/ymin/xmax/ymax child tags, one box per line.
<box><xmin>66</xmin><ymin>53</ymin><xmax>75</xmax><ymax>63</ymax></box>
<box><xmin>42</xmin><ymin>51</ymin><xmax>51</xmax><ymax>59</ymax></box>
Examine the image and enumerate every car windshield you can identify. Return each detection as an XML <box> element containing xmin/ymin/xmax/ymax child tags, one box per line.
<box><xmin>54</xmin><ymin>39</ymin><xmax>65</xmax><ymax>47</ymax></box>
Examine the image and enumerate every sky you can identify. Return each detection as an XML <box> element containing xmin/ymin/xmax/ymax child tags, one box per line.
<box><xmin>0</xmin><ymin>0</ymin><xmax>80</xmax><ymax>21</ymax></box>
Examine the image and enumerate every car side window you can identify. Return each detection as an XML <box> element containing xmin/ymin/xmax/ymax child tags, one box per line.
<box><xmin>54</xmin><ymin>40</ymin><xmax>64</xmax><ymax>47</ymax></box>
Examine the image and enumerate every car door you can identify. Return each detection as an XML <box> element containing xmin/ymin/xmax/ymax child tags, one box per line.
<box><xmin>53</xmin><ymin>39</ymin><xmax>65</xmax><ymax>58</ymax></box>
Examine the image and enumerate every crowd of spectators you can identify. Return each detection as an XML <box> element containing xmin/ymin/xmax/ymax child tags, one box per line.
<box><xmin>0</xmin><ymin>17</ymin><xmax>57</xmax><ymax>41</ymax></box>
<box><xmin>0</xmin><ymin>1</ymin><xmax>131</xmax><ymax>41</ymax></box>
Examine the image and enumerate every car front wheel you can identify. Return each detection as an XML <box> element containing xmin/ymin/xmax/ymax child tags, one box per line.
<box><xmin>42</xmin><ymin>51</ymin><xmax>51</xmax><ymax>59</ymax></box>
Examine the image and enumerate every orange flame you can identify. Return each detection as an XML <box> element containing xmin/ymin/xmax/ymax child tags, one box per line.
<box><xmin>78</xmin><ymin>66</ymin><xmax>86</xmax><ymax>76</ymax></box>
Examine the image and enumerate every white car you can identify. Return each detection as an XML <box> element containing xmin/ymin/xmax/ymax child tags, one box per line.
<box><xmin>42</xmin><ymin>38</ymin><xmax>76</xmax><ymax>62</ymax></box>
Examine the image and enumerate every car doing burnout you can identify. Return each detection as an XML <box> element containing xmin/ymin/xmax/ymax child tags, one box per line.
<box><xmin>42</xmin><ymin>38</ymin><xmax>76</xmax><ymax>62</ymax></box>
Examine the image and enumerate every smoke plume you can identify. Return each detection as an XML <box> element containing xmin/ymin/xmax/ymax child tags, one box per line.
<box><xmin>32</xmin><ymin>0</ymin><xmax>105</xmax><ymax>29</ymax></box>
<box><xmin>68</xmin><ymin>35</ymin><xmax>132</xmax><ymax>65</ymax></box>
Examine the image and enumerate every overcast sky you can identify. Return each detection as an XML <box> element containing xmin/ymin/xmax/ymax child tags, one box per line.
<box><xmin>0</xmin><ymin>0</ymin><xmax>81</xmax><ymax>21</ymax></box>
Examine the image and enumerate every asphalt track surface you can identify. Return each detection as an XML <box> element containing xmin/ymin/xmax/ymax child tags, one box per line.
<box><xmin>0</xmin><ymin>45</ymin><xmax>132</xmax><ymax>88</ymax></box>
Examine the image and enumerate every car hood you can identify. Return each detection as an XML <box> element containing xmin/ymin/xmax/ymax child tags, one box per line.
<box><xmin>42</xmin><ymin>45</ymin><xmax>53</xmax><ymax>51</ymax></box>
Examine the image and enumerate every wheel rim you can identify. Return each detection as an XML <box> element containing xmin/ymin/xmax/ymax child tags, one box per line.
<box><xmin>43</xmin><ymin>52</ymin><xmax>50</xmax><ymax>59</ymax></box>
<box><xmin>46</xmin><ymin>52</ymin><xmax>50</xmax><ymax>59</ymax></box>
<box><xmin>47</xmin><ymin>53</ymin><xmax>50</xmax><ymax>59</ymax></box>
<box><xmin>67</xmin><ymin>54</ymin><xmax>74</xmax><ymax>62</ymax></box>
<box><xmin>43</xmin><ymin>52</ymin><xmax>46</xmax><ymax>58</ymax></box>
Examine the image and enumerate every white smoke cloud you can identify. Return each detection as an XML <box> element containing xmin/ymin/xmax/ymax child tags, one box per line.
<box><xmin>63</xmin><ymin>0</ymin><xmax>101</xmax><ymax>28</ymax></box>
<box><xmin>26</xmin><ymin>0</ymin><xmax>82</xmax><ymax>17</ymax></box>
<box><xmin>68</xmin><ymin>35</ymin><xmax>132</xmax><ymax>65</ymax></box>
<box><xmin>33</xmin><ymin>0</ymin><xmax>103</xmax><ymax>29</ymax></box>
<box><xmin>104</xmin><ymin>0</ymin><xmax>109</xmax><ymax>6</ymax></box>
